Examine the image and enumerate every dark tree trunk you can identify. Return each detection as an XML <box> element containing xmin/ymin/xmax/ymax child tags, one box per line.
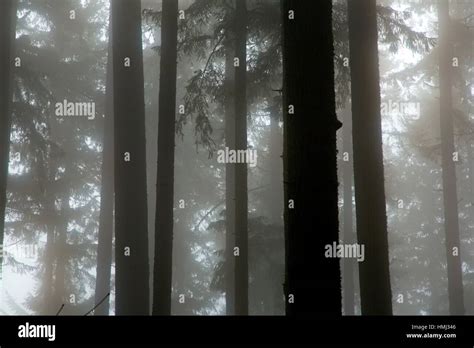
<box><xmin>0</xmin><ymin>0</ymin><xmax>15</xmax><ymax>283</ymax></box>
<box><xmin>348</xmin><ymin>0</ymin><xmax>392</xmax><ymax>315</ymax></box>
<box><xmin>152</xmin><ymin>0</ymin><xmax>178</xmax><ymax>316</ymax></box>
<box><xmin>224</xmin><ymin>37</ymin><xmax>236</xmax><ymax>315</ymax></box>
<box><xmin>234</xmin><ymin>0</ymin><xmax>249</xmax><ymax>316</ymax></box>
<box><xmin>341</xmin><ymin>105</ymin><xmax>355</xmax><ymax>315</ymax></box>
<box><xmin>94</xmin><ymin>30</ymin><xmax>114</xmax><ymax>316</ymax></box>
<box><xmin>112</xmin><ymin>0</ymin><xmax>150</xmax><ymax>315</ymax></box>
<box><xmin>282</xmin><ymin>0</ymin><xmax>341</xmax><ymax>316</ymax></box>
<box><xmin>437</xmin><ymin>0</ymin><xmax>464</xmax><ymax>315</ymax></box>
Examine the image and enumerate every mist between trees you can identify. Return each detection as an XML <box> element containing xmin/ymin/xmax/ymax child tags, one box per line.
<box><xmin>0</xmin><ymin>0</ymin><xmax>472</xmax><ymax>316</ymax></box>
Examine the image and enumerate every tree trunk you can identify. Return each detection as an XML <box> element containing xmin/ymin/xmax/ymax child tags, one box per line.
<box><xmin>341</xmin><ymin>105</ymin><xmax>355</xmax><ymax>315</ymax></box>
<box><xmin>224</xmin><ymin>34</ymin><xmax>236</xmax><ymax>315</ymax></box>
<box><xmin>94</xmin><ymin>28</ymin><xmax>114</xmax><ymax>316</ymax></box>
<box><xmin>282</xmin><ymin>0</ymin><xmax>341</xmax><ymax>316</ymax></box>
<box><xmin>112</xmin><ymin>0</ymin><xmax>150</xmax><ymax>315</ymax></box>
<box><xmin>152</xmin><ymin>0</ymin><xmax>178</xmax><ymax>316</ymax></box>
<box><xmin>234</xmin><ymin>0</ymin><xmax>249</xmax><ymax>316</ymax></box>
<box><xmin>437</xmin><ymin>0</ymin><xmax>465</xmax><ymax>315</ymax></box>
<box><xmin>42</xmin><ymin>180</ymin><xmax>56</xmax><ymax>314</ymax></box>
<box><xmin>347</xmin><ymin>0</ymin><xmax>392</xmax><ymax>315</ymax></box>
<box><xmin>0</xmin><ymin>0</ymin><xmax>15</xmax><ymax>283</ymax></box>
<box><xmin>43</xmin><ymin>204</ymin><xmax>56</xmax><ymax>314</ymax></box>
<box><xmin>52</xmin><ymin>184</ymin><xmax>70</xmax><ymax>313</ymax></box>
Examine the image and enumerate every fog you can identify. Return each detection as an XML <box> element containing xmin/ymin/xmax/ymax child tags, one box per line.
<box><xmin>0</xmin><ymin>0</ymin><xmax>472</xmax><ymax>316</ymax></box>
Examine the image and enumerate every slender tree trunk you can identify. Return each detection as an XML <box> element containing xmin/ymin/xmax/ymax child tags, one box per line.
<box><xmin>348</xmin><ymin>0</ymin><xmax>392</xmax><ymax>315</ymax></box>
<box><xmin>437</xmin><ymin>0</ymin><xmax>464</xmax><ymax>315</ymax></box>
<box><xmin>42</xmin><ymin>177</ymin><xmax>56</xmax><ymax>314</ymax></box>
<box><xmin>341</xmin><ymin>105</ymin><xmax>355</xmax><ymax>315</ymax></box>
<box><xmin>94</xmin><ymin>30</ymin><xmax>114</xmax><ymax>316</ymax></box>
<box><xmin>152</xmin><ymin>0</ymin><xmax>178</xmax><ymax>316</ymax></box>
<box><xmin>112</xmin><ymin>0</ymin><xmax>149</xmax><ymax>315</ymax></box>
<box><xmin>282</xmin><ymin>0</ymin><xmax>341</xmax><ymax>316</ymax></box>
<box><xmin>43</xmin><ymin>206</ymin><xmax>55</xmax><ymax>313</ymax></box>
<box><xmin>52</xmin><ymin>185</ymin><xmax>70</xmax><ymax>312</ymax></box>
<box><xmin>0</xmin><ymin>0</ymin><xmax>16</xmax><ymax>283</ymax></box>
<box><xmin>146</xmin><ymin>24</ymin><xmax>161</xmax><ymax>314</ymax></box>
<box><xmin>224</xmin><ymin>36</ymin><xmax>236</xmax><ymax>315</ymax></box>
<box><xmin>234</xmin><ymin>0</ymin><xmax>249</xmax><ymax>316</ymax></box>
